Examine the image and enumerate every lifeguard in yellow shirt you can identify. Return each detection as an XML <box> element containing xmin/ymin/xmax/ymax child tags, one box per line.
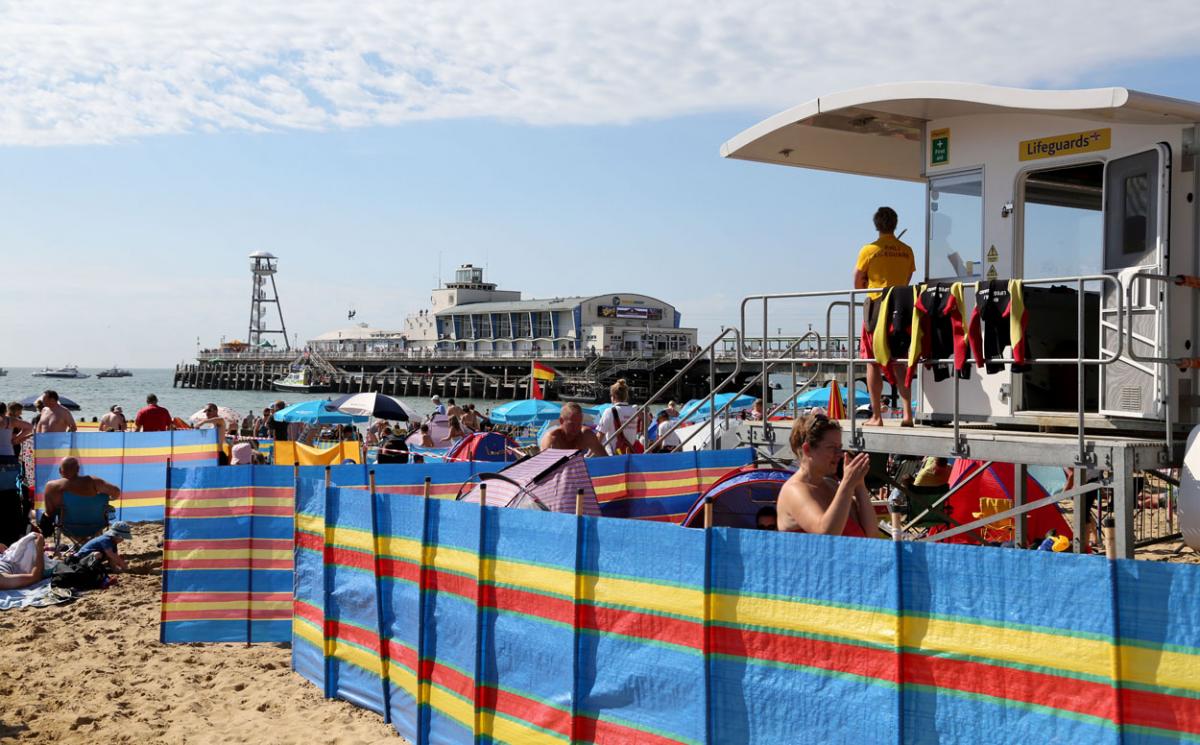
<box><xmin>853</xmin><ymin>207</ymin><xmax>915</xmax><ymax>426</ymax></box>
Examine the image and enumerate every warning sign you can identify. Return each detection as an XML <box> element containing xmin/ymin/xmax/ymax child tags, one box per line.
<box><xmin>986</xmin><ymin>265</ymin><xmax>999</xmax><ymax>280</ymax></box>
<box><xmin>986</xmin><ymin>245</ymin><xmax>999</xmax><ymax>263</ymax></box>
<box><xmin>930</xmin><ymin>128</ymin><xmax>950</xmax><ymax>166</ymax></box>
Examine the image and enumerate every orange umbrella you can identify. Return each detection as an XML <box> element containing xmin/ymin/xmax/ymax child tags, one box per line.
<box><xmin>826</xmin><ymin>379</ymin><xmax>846</xmax><ymax>420</ymax></box>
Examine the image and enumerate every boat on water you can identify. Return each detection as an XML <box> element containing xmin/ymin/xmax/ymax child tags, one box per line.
<box><xmin>97</xmin><ymin>367</ymin><xmax>133</xmax><ymax>378</ymax></box>
<box><xmin>271</xmin><ymin>369</ymin><xmax>329</xmax><ymax>393</ymax></box>
<box><xmin>0</xmin><ymin>368</ymin><xmax>7</xmax><ymax>377</ymax></box>
<box><xmin>32</xmin><ymin>365</ymin><xmax>90</xmax><ymax>379</ymax></box>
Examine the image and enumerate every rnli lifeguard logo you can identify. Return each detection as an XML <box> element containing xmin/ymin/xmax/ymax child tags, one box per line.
<box><xmin>1019</xmin><ymin>128</ymin><xmax>1111</xmax><ymax>161</ymax></box>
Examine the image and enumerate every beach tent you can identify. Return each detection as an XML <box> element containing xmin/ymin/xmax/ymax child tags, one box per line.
<box><xmin>458</xmin><ymin>448</ymin><xmax>600</xmax><ymax>515</ymax></box>
<box><xmin>680</xmin><ymin>465</ymin><xmax>793</xmax><ymax>528</ymax></box>
<box><xmin>446</xmin><ymin>431</ymin><xmax>523</xmax><ymax>463</ymax></box>
<box><xmin>928</xmin><ymin>459</ymin><xmax>1072</xmax><ymax>545</ymax></box>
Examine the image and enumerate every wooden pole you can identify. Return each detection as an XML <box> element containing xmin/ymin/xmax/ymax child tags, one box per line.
<box><xmin>575</xmin><ymin>488</ymin><xmax>584</xmax><ymax>517</ymax></box>
<box><xmin>1103</xmin><ymin>515</ymin><xmax>1117</xmax><ymax>561</ymax></box>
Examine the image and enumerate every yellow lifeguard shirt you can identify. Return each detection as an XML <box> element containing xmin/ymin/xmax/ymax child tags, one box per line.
<box><xmin>856</xmin><ymin>234</ymin><xmax>916</xmax><ymax>300</ymax></box>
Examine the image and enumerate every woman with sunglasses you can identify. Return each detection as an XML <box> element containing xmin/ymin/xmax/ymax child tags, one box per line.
<box><xmin>776</xmin><ymin>411</ymin><xmax>878</xmax><ymax>537</ymax></box>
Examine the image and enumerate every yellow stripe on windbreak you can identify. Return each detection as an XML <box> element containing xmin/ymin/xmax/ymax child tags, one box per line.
<box><xmin>327</xmin><ymin>524</ymin><xmax>374</xmax><ymax>553</ymax></box>
<box><xmin>587</xmin><ymin>574</ymin><xmax>703</xmax><ymax>621</ymax></box>
<box><xmin>293</xmin><ymin>616</ymin><xmax>322</xmax><ymax>646</ymax></box>
<box><xmin>1121</xmin><ymin>645</ymin><xmax>1200</xmax><ymax>694</ymax></box>
<box><xmin>113</xmin><ymin>497</ymin><xmax>165</xmax><ymax>508</ymax></box>
<box><xmin>479</xmin><ymin>710</ymin><xmax>568</xmax><ymax>745</ymax></box>
<box><xmin>170</xmin><ymin>497</ymin><xmax>291</xmax><ymax>510</ymax></box>
<box><xmin>331</xmin><ymin>637</ymin><xmax>384</xmax><ymax>677</ymax></box>
<box><xmin>486</xmin><ymin>558</ymin><xmax>575</xmax><ymax>600</ymax></box>
<box><xmin>903</xmin><ymin>616</ymin><xmax>1113</xmax><ymax>681</ymax></box>
<box><xmin>377</xmin><ymin>535</ymin><xmax>422</xmax><ymax>563</ymax></box>
<box><xmin>426</xmin><ymin>544</ymin><xmax>478</xmax><ymax>578</ymax></box>
<box><xmin>296</xmin><ymin>513</ymin><xmax>323</xmax><ymax>536</ymax></box>
<box><xmin>426</xmin><ymin>679</ymin><xmax>475</xmax><ymax>730</ymax></box>
<box><xmin>592</xmin><ymin>475</ymin><xmax>700</xmax><ymax>496</ymax></box>
<box><xmin>35</xmin><ymin>444</ymin><xmax>217</xmax><ymax>458</ymax></box>
<box><xmin>712</xmin><ymin>593</ymin><xmax>896</xmax><ymax>649</ymax></box>
<box><xmin>164</xmin><ymin>548</ymin><xmax>293</xmax><ymax>562</ymax></box>
<box><xmin>163</xmin><ymin>600</ymin><xmax>292</xmax><ymax>612</ymax></box>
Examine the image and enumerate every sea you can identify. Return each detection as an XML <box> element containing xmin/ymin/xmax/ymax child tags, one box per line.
<box><xmin>0</xmin><ymin>368</ymin><xmax>495</xmax><ymax>423</ymax></box>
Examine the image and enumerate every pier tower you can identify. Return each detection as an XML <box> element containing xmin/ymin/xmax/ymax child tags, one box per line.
<box><xmin>247</xmin><ymin>251</ymin><xmax>290</xmax><ymax>350</ymax></box>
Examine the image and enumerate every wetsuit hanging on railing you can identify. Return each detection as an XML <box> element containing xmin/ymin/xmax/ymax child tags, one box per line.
<box><xmin>968</xmin><ymin>279</ymin><xmax>1030</xmax><ymax>373</ymax></box>
<box><xmin>908</xmin><ymin>282</ymin><xmax>971</xmax><ymax>386</ymax></box>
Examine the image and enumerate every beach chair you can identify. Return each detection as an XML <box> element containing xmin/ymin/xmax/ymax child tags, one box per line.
<box><xmin>55</xmin><ymin>491</ymin><xmax>111</xmax><ymax>550</ymax></box>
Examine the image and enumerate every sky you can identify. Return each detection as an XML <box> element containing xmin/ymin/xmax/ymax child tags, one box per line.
<box><xmin>4</xmin><ymin>1</ymin><xmax>1200</xmax><ymax>367</ymax></box>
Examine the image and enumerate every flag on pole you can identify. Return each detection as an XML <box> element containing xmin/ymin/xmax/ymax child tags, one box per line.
<box><xmin>826</xmin><ymin>379</ymin><xmax>846</xmax><ymax>420</ymax></box>
<box><xmin>531</xmin><ymin>361</ymin><xmax>556</xmax><ymax>381</ymax></box>
<box><xmin>531</xmin><ymin>378</ymin><xmax>544</xmax><ymax>400</ymax></box>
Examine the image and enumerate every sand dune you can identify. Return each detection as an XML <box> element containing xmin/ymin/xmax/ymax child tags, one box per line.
<box><xmin>0</xmin><ymin>524</ymin><xmax>404</xmax><ymax>745</ymax></box>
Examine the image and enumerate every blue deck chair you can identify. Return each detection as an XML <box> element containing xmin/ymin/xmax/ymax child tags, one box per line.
<box><xmin>56</xmin><ymin>492</ymin><xmax>111</xmax><ymax>549</ymax></box>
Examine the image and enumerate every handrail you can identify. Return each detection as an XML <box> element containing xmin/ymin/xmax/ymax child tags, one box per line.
<box><xmin>669</xmin><ymin>332</ymin><xmax>822</xmax><ymax>452</ymax></box>
<box><xmin>600</xmin><ymin>329</ymin><xmax>742</xmax><ymax>452</ymax></box>
<box><xmin>741</xmin><ymin>273</ymin><xmax>1125</xmax><ymax>462</ymax></box>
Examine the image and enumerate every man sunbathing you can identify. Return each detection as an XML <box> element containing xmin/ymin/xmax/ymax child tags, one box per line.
<box><xmin>540</xmin><ymin>403</ymin><xmax>607</xmax><ymax>457</ymax></box>
<box><xmin>38</xmin><ymin>457</ymin><xmax>122</xmax><ymax>537</ymax></box>
<box><xmin>0</xmin><ymin>530</ymin><xmax>46</xmax><ymax>589</ymax></box>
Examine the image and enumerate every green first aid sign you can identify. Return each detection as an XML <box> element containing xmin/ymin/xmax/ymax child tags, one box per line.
<box><xmin>930</xmin><ymin>128</ymin><xmax>949</xmax><ymax>166</ymax></box>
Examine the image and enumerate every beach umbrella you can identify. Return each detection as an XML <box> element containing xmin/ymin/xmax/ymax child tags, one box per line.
<box><xmin>19</xmin><ymin>394</ymin><xmax>80</xmax><ymax>411</ymax></box>
<box><xmin>794</xmin><ymin>384</ymin><xmax>870</xmax><ymax>409</ymax></box>
<box><xmin>826</xmin><ymin>380</ymin><xmax>846</xmax><ymax>420</ymax></box>
<box><xmin>489</xmin><ymin>399</ymin><xmax>563</xmax><ymax>425</ymax></box>
<box><xmin>327</xmin><ymin>392</ymin><xmax>419</xmax><ymax>421</ymax></box>
<box><xmin>189</xmin><ymin>406</ymin><xmax>242</xmax><ymax>430</ymax></box>
<box><xmin>274</xmin><ymin>399</ymin><xmax>368</xmax><ymax>425</ymax></box>
<box><xmin>678</xmin><ymin>393</ymin><xmax>757</xmax><ymax>421</ymax></box>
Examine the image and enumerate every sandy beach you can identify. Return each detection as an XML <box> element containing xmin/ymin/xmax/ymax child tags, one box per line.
<box><xmin>0</xmin><ymin>524</ymin><xmax>404</xmax><ymax>745</ymax></box>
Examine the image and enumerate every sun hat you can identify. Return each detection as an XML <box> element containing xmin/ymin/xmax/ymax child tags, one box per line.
<box><xmin>431</xmin><ymin>395</ymin><xmax>441</xmax><ymax>402</ymax></box>
<box><xmin>107</xmin><ymin>521</ymin><xmax>133</xmax><ymax>541</ymax></box>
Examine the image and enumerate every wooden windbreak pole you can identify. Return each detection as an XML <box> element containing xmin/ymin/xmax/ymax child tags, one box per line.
<box><xmin>160</xmin><ymin>457</ymin><xmax>173</xmax><ymax>644</ymax></box>
<box><xmin>473</xmin><ymin>482</ymin><xmax>488</xmax><ymax>739</ymax></box>
<box><xmin>575</xmin><ymin>488</ymin><xmax>584</xmax><ymax>517</ymax></box>
<box><xmin>322</xmin><ymin>465</ymin><xmax>334</xmax><ymax>699</ymax></box>
<box><xmin>368</xmin><ymin>469</ymin><xmax>392</xmax><ymax>723</ymax></box>
<box><xmin>702</xmin><ymin>498</ymin><xmax>714</xmax><ymax>744</ymax></box>
<box><xmin>416</xmin><ymin>476</ymin><xmax>433</xmax><ymax>742</ymax></box>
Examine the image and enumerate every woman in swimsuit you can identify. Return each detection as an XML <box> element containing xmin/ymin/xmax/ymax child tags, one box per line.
<box><xmin>776</xmin><ymin>412</ymin><xmax>878</xmax><ymax>538</ymax></box>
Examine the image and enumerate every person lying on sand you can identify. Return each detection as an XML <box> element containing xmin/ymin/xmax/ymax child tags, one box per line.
<box><xmin>38</xmin><ymin>457</ymin><xmax>123</xmax><ymax>537</ymax></box>
<box><xmin>0</xmin><ymin>530</ymin><xmax>46</xmax><ymax>589</ymax></box>
<box><xmin>73</xmin><ymin>521</ymin><xmax>131</xmax><ymax>572</ymax></box>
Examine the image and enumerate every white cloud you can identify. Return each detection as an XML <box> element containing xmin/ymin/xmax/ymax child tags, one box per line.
<box><xmin>0</xmin><ymin>0</ymin><xmax>1197</xmax><ymax>145</ymax></box>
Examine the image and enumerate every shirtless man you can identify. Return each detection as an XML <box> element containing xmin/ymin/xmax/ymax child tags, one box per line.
<box><xmin>446</xmin><ymin>399</ymin><xmax>464</xmax><ymax>419</ymax></box>
<box><xmin>462</xmin><ymin>405</ymin><xmax>481</xmax><ymax>432</ymax></box>
<box><xmin>99</xmin><ymin>405</ymin><xmax>127</xmax><ymax>432</ymax></box>
<box><xmin>35</xmin><ymin>390</ymin><xmax>76</xmax><ymax>433</ymax></box>
<box><xmin>539</xmin><ymin>403</ymin><xmax>607</xmax><ymax>457</ymax></box>
<box><xmin>38</xmin><ymin>457</ymin><xmax>122</xmax><ymax>536</ymax></box>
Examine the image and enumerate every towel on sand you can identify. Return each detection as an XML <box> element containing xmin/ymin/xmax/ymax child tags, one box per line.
<box><xmin>0</xmin><ymin>579</ymin><xmax>73</xmax><ymax>610</ymax></box>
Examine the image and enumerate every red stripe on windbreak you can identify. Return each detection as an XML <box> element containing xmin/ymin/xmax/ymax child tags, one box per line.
<box><xmin>573</xmin><ymin>713</ymin><xmax>691</xmax><ymax>745</ymax></box>
<box><xmin>294</xmin><ymin>599</ymin><xmax>322</xmax><ymax>625</ymax></box>
<box><xmin>296</xmin><ymin>531</ymin><xmax>323</xmax><ymax>552</ymax></box>
<box><xmin>712</xmin><ymin>625</ymin><xmax>898</xmax><ymax>683</ymax></box>
<box><xmin>482</xmin><ymin>584</ymin><xmax>574</xmax><ymax>626</ymax></box>
<box><xmin>1120</xmin><ymin>686</ymin><xmax>1200</xmax><ymax>735</ymax></box>
<box><xmin>479</xmin><ymin>685</ymin><xmax>571</xmax><ymax>738</ymax></box>
<box><xmin>168</xmin><ymin>559</ymin><xmax>293</xmax><ymax>570</ymax></box>
<box><xmin>425</xmin><ymin>567</ymin><xmax>478</xmax><ymax>599</ymax></box>
<box><xmin>326</xmin><ymin>545</ymin><xmax>374</xmax><ymax>573</ymax></box>
<box><xmin>584</xmin><ymin>603</ymin><xmax>702</xmax><ymax>650</ymax></box>
<box><xmin>903</xmin><ymin>652</ymin><xmax>1117</xmax><ymax>722</ymax></box>
<box><xmin>421</xmin><ymin>658</ymin><xmax>474</xmax><ymax>702</ymax></box>
<box><xmin>383</xmin><ymin>638</ymin><xmax>419</xmax><ymax>672</ymax></box>
<box><xmin>164</xmin><ymin>609</ymin><xmax>292</xmax><ymax>621</ymax></box>
<box><xmin>327</xmin><ymin>619</ymin><xmax>382</xmax><ymax>656</ymax></box>
<box><xmin>378</xmin><ymin>557</ymin><xmax>420</xmax><ymax>584</ymax></box>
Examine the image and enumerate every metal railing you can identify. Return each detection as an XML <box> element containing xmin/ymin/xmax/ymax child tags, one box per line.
<box><xmin>739</xmin><ymin>274</ymin><xmax>1125</xmax><ymax>465</ymax></box>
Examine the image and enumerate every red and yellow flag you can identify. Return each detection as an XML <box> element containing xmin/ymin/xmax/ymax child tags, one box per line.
<box><xmin>531</xmin><ymin>361</ymin><xmax>556</xmax><ymax>381</ymax></box>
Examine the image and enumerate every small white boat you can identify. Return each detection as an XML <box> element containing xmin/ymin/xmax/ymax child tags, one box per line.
<box><xmin>32</xmin><ymin>365</ymin><xmax>90</xmax><ymax>379</ymax></box>
<box><xmin>97</xmin><ymin>367</ymin><xmax>133</xmax><ymax>378</ymax></box>
<box><xmin>0</xmin><ymin>368</ymin><xmax>7</xmax><ymax>377</ymax></box>
<box><xmin>271</xmin><ymin>369</ymin><xmax>329</xmax><ymax>393</ymax></box>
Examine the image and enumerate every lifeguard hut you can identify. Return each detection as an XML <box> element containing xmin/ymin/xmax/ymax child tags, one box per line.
<box><xmin>719</xmin><ymin>82</ymin><xmax>1200</xmax><ymax>557</ymax></box>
